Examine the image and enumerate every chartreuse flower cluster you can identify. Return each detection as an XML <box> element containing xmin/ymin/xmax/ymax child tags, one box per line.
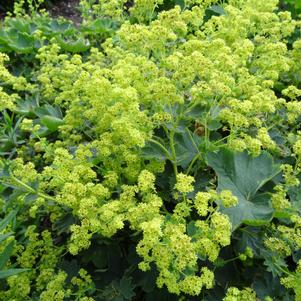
<box><xmin>0</xmin><ymin>0</ymin><xmax>301</xmax><ymax>299</ymax></box>
<box><xmin>223</xmin><ymin>287</ymin><xmax>257</xmax><ymax>301</ymax></box>
<box><xmin>79</xmin><ymin>0</ymin><xmax>165</xmax><ymax>23</ymax></box>
<box><xmin>0</xmin><ymin>224</ymin><xmax>94</xmax><ymax>300</ymax></box>
<box><xmin>281</xmin><ymin>260</ymin><xmax>301</xmax><ymax>300</ymax></box>
<box><xmin>0</xmin><ymin>53</ymin><xmax>32</xmax><ymax>111</ymax></box>
<box><xmin>134</xmin><ymin>174</ymin><xmax>236</xmax><ymax>295</ymax></box>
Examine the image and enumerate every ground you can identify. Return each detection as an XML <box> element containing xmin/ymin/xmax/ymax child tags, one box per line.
<box><xmin>48</xmin><ymin>0</ymin><xmax>82</xmax><ymax>25</ymax></box>
<box><xmin>0</xmin><ymin>0</ymin><xmax>81</xmax><ymax>24</ymax></box>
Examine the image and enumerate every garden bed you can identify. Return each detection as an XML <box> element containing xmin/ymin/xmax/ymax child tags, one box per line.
<box><xmin>0</xmin><ymin>1</ymin><xmax>301</xmax><ymax>300</ymax></box>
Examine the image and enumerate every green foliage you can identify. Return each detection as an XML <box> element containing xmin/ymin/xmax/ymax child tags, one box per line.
<box><xmin>0</xmin><ymin>0</ymin><xmax>61</xmax><ymax>15</ymax></box>
<box><xmin>207</xmin><ymin>149</ymin><xmax>280</xmax><ymax>229</ymax></box>
<box><xmin>0</xmin><ymin>14</ymin><xmax>117</xmax><ymax>56</ymax></box>
<box><xmin>0</xmin><ymin>0</ymin><xmax>301</xmax><ymax>300</ymax></box>
<box><xmin>281</xmin><ymin>0</ymin><xmax>301</xmax><ymax>17</ymax></box>
<box><xmin>0</xmin><ymin>210</ymin><xmax>28</xmax><ymax>279</ymax></box>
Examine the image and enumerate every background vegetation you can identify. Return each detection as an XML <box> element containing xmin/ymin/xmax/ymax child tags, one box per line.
<box><xmin>0</xmin><ymin>0</ymin><xmax>301</xmax><ymax>300</ymax></box>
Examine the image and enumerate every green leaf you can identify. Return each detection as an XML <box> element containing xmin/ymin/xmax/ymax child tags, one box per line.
<box><xmin>118</xmin><ymin>276</ymin><xmax>135</xmax><ymax>300</ymax></box>
<box><xmin>165</xmin><ymin>119</ymin><xmax>191</xmax><ymax>133</ymax></box>
<box><xmin>82</xmin><ymin>19</ymin><xmax>119</xmax><ymax>36</ymax></box>
<box><xmin>0</xmin><ymin>210</ymin><xmax>17</xmax><ymax>232</ymax></box>
<box><xmin>6</xmin><ymin>18</ymin><xmax>31</xmax><ymax>34</ymax></box>
<box><xmin>175</xmin><ymin>0</ymin><xmax>185</xmax><ymax>9</ymax></box>
<box><xmin>0</xmin><ymin>233</ymin><xmax>13</xmax><ymax>244</ymax></box>
<box><xmin>236</xmin><ymin>226</ymin><xmax>265</xmax><ymax>258</ymax></box>
<box><xmin>49</xmin><ymin>19</ymin><xmax>74</xmax><ymax>35</ymax></box>
<box><xmin>207</xmin><ymin>119</ymin><xmax>222</xmax><ymax>131</ymax></box>
<box><xmin>206</xmin><ymin>105</ymin><xmax>222</xmax><ymax>131</ymax></box>
<box><xmin>7</xmin><ymin>32</ymin><xmax>34</xmax><ymax>53</ymax></box>
<box><xmin>288</xmin><ymin>180</ymin><xmax>301</xmax><ymax>211</ymax></box>
<box><xmin>262</xmin><ymin>250</ymin><xmax>288</xmax><ymax>277</ymax></box>
<box><xmin>208</xmin><ymin>5</ymin><xmax>226</xmax><ymax>16</ymax></box>
<box><xmin>204</xmin><ymin>4</ymin><xmax>226</xmax><ymax>22</ymax></box>
<box><xmin>33</xmin><ymin>104</ymin><xmax>62</xmax><ymax>119</ymax></box>
<box><xmin>33</xmin><ymin>104</ymin><xmax>64</xmax><ymax>133</ymax></box>
<box><xmin>137</xmin><ymin>268</ymin><xmax>157</xmax><ymax>293</ymax></box>
<box><xmin>40</xmin><ymin>115</ymin><xmax>64</xmax><ymax>131</ymax></box>
<box><xmin>254</xmin><ymin>272</ymin><xmax>289</xmax><ymax>300</ymax></box>
<box><xmin>15</xmin><ymin>97</ymin><xmax>39</xmax><ymax>117</ymax></box>
<box><xmin>142</xmin><ymin>140</ymin><xmax>170</xmax><ymax>161</ymax></box>
<box><xmin>56</xmin><ymin>36</ymin><xmax>90</xmax><ymax>53</ymax></box>
<box><xmin>60</xmin><ymin>259</ymin><xmax>80</xmax><ymax>281</ymax></box>
<box><xmin>207</xmin><ymin>149</ymin><xmax>280</xmax><ymax>229</ymax></box>
<box><xmin>187</xmin><ymin>221</ymin><xmax>198</xmax><ymax>237</ymax></box>
<box><xmin>185</xmin><ymin>103</ymin><xmax>206</xmax><ymax>119</ymax></box>
<box><xmin>174</xmin><ymin>130</ymin><xmax>202</xmax><ymax>169</ymax></box>
<box><xmin>0</xmin><ymin>268</ymin><xmax>28</xmax><ymax>279</ymax></box>
<box><xmin>0</xmin><ymin>240</ymin><xmax>14</xmax><ymax>269</ymax></box>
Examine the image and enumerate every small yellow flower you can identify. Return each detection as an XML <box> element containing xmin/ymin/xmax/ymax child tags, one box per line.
<box><xmin>175</xmin><ymin>173</ymin><xmax>195</xmax><ymax>194</ymax></box>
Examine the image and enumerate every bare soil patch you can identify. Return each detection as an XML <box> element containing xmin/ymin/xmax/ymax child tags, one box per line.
<box><xmin>48</xmin><ymin>0</ymin><xmax>82</xmax><ymax>25</ymax></box>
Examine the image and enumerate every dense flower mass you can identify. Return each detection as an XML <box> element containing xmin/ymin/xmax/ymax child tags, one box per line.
<box><xmin>0</xmin><ymin>0</ymin><xmax>301</xmax><ymax>299</ymax></box>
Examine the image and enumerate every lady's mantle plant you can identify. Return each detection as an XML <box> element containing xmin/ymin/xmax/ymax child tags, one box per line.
<box><xmin>0</xmin><ymin>0</ymin><xmax>301</xmax><ymax>299</ymax></box>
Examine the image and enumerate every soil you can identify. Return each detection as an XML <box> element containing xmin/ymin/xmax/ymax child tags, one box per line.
<box><xmin>48</xmin><ymin>0</ymin><xmax>82</xmax><ymax>25</ymax></box>
<box><xmin>0</xmin><ymin>0</ymin><xmax>82</xmax><ymax>24</ymax></box>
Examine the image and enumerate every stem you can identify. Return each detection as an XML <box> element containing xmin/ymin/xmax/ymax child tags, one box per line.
<box><xmin>148</xmin><ymin>136</ymin><xmax>179</xmax><ymax>177</ymax></box>
<box><xmin>2</xmin><ymin>176</ymin><xmax>57</xmax><ymax>202</ymax></box>
<box><xmin>37</xmin><ymin>192</ymin><xmax>56</xmax><ymax>202</ymax></box>
<box><xmin>148</xmin><ymin>138</ymin><xmax>171</xmax><ymax>159</ymax></box>
<box><xmin>294</xmin><ymin>157</ymin><xmax>300</xmax><ymax>173</ymax></box>
<box><xmin>11</xmin><ymin>176</ymin><xmax>36</xmax><ymax>193</ymax></box>
<box><xmin>222</xmin><ymin>256</ymin><xmax>241</xmax><ymax>264</ymax></box>
<box><xmin>212</xmin><ymin>135</ymin><xmax>230</xmax><ymax>146</ymax></box>
<box><xmin>186</xmin><ymin>129</ymin><xmax>203</xmax><ymax>174</ymax></box>
<box><xmin>277</xmin><ymin>265</ymin><xmax>290</xmax><ymax>276</ymax></box>
<box><xmin>169</xmin><ymin>130</ymin><xmax>178</xmax><ymax>177</ymax></box>
<box><xmin>186</xmin><ymin>129</ymin><xmax>199</xmax><ymax>152</ymax></box>
<box><xmin>204</xmin><ymin>118</ymin><xmax>210</xmax><ymax>149</ymax></box>
<box><xmin>238</xmin><ymin>227</ymin><xmax>256</xmax><ymax>236</ymax></box>
<box><xmin>186</xmin><ymin>153</ymin><xmax>201</xmax><ymax>175</ymax></box>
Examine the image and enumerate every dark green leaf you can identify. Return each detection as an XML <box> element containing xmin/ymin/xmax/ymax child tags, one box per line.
<box><xmin>0</xmin><ymin>233</ymin><xmax>13</xmax><ymax>244</ymax></box>
<box><xmin>185</xmin><ymin>103</ymin><xmax>206</xmax><ymax>119</ymax></box>
<box><xmin>0</xmin><ymin>268</ymin><xmax>28</xmax><ymax>279</ymax></box>
<box><xmin>208</xmin><ymin>5</ymin><xmax>226</xmax><ymax>16</ymax></box>
<box><xmin>263</xmin><ymin>252</ymin><xmax>287</xmax><ymax>277</ymax></box>
<box><xmin>0</xmin><ymin>210</ymin><xmax>17</xmax><ymax>232</ymax></box>
<box><xmin>142</xmin><ymin>140</ymin><xmax>170</xmax><ymax>161</ymax></box>
<box><xmin>236</xmin><ymin>226</ymin><xmax>265</xmax><ymax>258</ymax></box>
<box><xmin>0</xmin><ymin>240</ymin><xmax>14</xmax><ymax>269</ymax></box>
<box><xmin>15</xmin><ymin>97</ymin><xmax>39</xmax><ymax>117</ymax></box>
<box><xmin>254</xmin><ymin>272</ymin><xmax>290</xmax><ymax>300</ymax></box>
<box><xmin>175</xmin><ymin>0</ymin><xmax>185</xmax><ymax>9</ymax></box>
<box><xmin>118</xmin><ymin>276</ymin><xmax>135</xmax><ymax>299</ymax></box>
<box><xmin>207</xmin><ymin>149</ymin><xmax>280</xmax><ymax>229</ymax></box>
<box><xmin>174</xmin><ymin>130</ymin><xmax>202</xmax><ymax>169</ymax></box>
